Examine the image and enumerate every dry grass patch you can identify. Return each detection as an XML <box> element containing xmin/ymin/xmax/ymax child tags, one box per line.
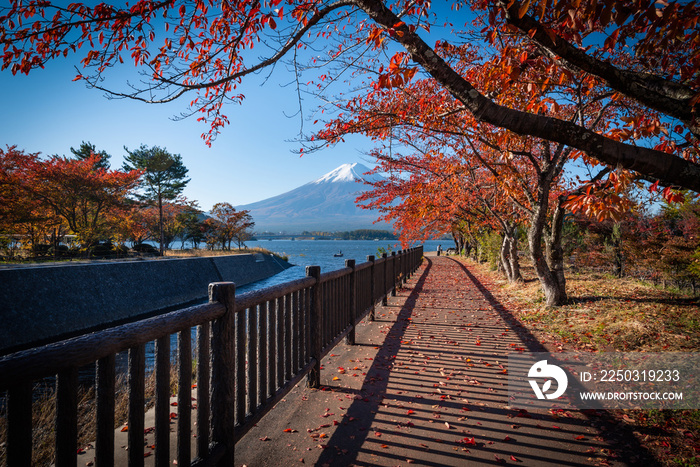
<box><xmin>165</xmin><ymin>248</ymin><xmax>247</xmax><ymax>257</ymax></box>
<box><xmin>461</xmin><ymin>258</ymin><xmax>700</xmax><ymax>353</ymax></box>
<box><xmin>166</xmin><ymin>247</ymin><xmax>288</xmax><ymax>262</ymax></box>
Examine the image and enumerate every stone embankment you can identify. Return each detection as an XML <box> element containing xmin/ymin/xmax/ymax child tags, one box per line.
<box><xmin>0</xmin><ymin>253</ymin><xmax>291</xmax><ymax>354</ymax></box>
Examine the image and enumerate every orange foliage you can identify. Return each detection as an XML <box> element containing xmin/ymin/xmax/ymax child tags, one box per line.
<box><xmin>1</xmin><ymin>0</ymin><xmax>697</xmax><ymax>193</ymax></box>
<box><xmin>6</xmin><ymin>150</ymin><xmax>141</xmax><ymax>246</ymax></box>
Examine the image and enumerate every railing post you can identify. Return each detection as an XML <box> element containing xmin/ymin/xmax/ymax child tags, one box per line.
<box><xmin>177</xmin><ymin>329</ymin><xmax>192</xmax><ymax>466</ymax></box>
<box><xmin>345</xmin><ymin>259</ymin><xmax>356</xmax><ymax>345</ymax></box>
<box><xmin>403</xmin><ymin>249</ymin><xmax>407</xmax><ymax>284</ymax></box>
<box><xmin>367</xmin><ymin>255</ymin><xmax>375</xmax><ymax>321</ymax></box>
<box><xmin>196</xmin><ymin>322</ymin><xmax>211</xmax><ymax>458</ymax></box>
<box><xmin>7</xmin><ymin>382</ymin><xmax>32</xmax><ymax>467</ymax></box>
<box><xmin>395</xmin><ymin>250</ymin><xmax>401</xmax><ymax>290</ymax></box>
<box><xmin>412</xmin><ymin>247</ymin><xmax>416</xmax><ymax>274</ymax></box>
<box><xmin>155</xmin><ymin>335</ymin><xmax>170</xmax><ymax>467</ymax></box>
<box><xmin>404</xmin><ymin>249</ymin><xmax>409</xmax><ymax>283</ymax></box>
<box><xmin>56</xmin><ymin>367</ymin><xmax>78</xmax><ymax>467</ymax></box>
<box><xmin>381</xmin><ymin>253</ymin><xmax>388</xmax><ymax>306</ymax></box>
<box><xmin>391</xmin><ymin>251</ymin><xmax>397</xmax><ymax>297</ymax></box>
<box><xmin>127</xmin><ymin>344</ymin><xmax>145</xmax><ymax>467</ymax></box>
<box><xmin>96</xmin><ymin>355</ymin><xmax>116</xmax><ymax>467</ymax></box>
<box><xmin>306</xmin><ymin>266</ymin><xmax>322</xmax><ymax>388</ymax></box>
<box><xmin>209</xmin><ymin>282</ymin><xmax>236</xmax><ymax>466</ymax></box>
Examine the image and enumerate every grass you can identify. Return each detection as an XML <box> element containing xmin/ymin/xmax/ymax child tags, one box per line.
<box><xmin>459</xmin><ymin>256</ymin><xmax>700</xmax><ymax>466</ymax></box>
<box><xmin>463</xmin><ymin>259</ymin><xmax>700</xmax><ymax>353</ymax></box>
<box><xmin>166</xmin><ymin>246</ymin><xmax>289</xmax><ymax>262</ymax></box>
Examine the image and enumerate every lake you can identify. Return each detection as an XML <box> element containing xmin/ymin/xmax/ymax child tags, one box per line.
<box><xmin>236</xmin><ymin>239</ymin><xmax>445</xmax><ymax>293</ymax></box>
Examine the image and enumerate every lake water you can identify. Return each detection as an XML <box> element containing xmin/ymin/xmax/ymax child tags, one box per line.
<box><xmin>237</xmin><ymin>239</ymin><xmax>445</xmax><ymax>293</ymax></box>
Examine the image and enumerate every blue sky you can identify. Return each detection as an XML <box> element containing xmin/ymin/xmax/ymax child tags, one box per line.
<box><xmin>0</xmin><ymin>42</ymin><xmax>374</xmax><ymax>210</ymax></box>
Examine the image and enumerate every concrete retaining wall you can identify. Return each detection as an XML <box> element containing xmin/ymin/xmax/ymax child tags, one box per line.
<box><xmin>0</xmin><ymin>253</ymin><xmax>292</xmax><ymax>355</ymax></box>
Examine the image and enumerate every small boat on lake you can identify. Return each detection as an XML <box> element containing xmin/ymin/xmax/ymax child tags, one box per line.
<box><xmin>333</xmin><ymin>251</ymin><xmax>343</xmax><ymax>257</ymax></box>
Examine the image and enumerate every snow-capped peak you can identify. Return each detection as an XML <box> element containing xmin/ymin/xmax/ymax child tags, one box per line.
<box><xmin>313</xmin><ymin>163</ymin><xmax>370</xmax><ymax>184</ymax></box>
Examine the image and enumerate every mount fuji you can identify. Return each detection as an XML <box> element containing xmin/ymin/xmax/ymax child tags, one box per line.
<box><xmin>236</xmin><ymin>163</ymin><xmax>391</xmax><ymax>233</ymax></box>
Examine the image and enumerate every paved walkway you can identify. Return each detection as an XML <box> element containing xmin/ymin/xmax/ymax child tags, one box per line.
<box><xmin>234</xmin><ymin>255</ymin><xmax>656</xmax><ymax>466</ymax></box>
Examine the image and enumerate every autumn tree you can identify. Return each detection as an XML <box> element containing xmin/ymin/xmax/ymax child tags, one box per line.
<box><xmin>1</xmin><ymin>0</ymin><xmax>699</xmax><ymax>194</ymax></box>
<box><xmin>1</xmin><ymin>147</ymin><xmax>33</xmax><ymax>235</ymax></box>
<box><xmin>0</xmin><ymin>146</ymin><xmax>61</xmax><ymax>254</ymax></box>
<box><xmin>136</xmin><ymin>202</ymin><xmax>179</xmax><ymax>250</ymax></box>
<box><xmin>70</xmin><ymin>141</ymin><xmax>111</xmax><ymax>170</ymax></box>
<box><xmin>12</xmin><ymin>153</ymin><xmax>141</xmax><ymax>248</ymax></box>
<box><xmin>210</xmin><ymin>202</ymin><xmax>255</xmax><ymax>250</ymax></box>
<box><xmin>113</xmin><ymin>204</ymin><xmax>152</xmax><ymax>247</ymax></box>
<box><xmin>175</xmin><ymin>203</ymin><xmax>205</xmax><ymax>249</ymax></box>
<box><xmin>641</xmin><ymin>195</ymin><xmax>700</xmax><ymax>292</ymax></box>
<box><xmin>317</xmin><ymin>33</ymin><xmax>637</xmax><ymax>305</ymax></box>
<box><xmin>355</xmin><ymin>143</ymin><xmax>527</xmax><ymax>282</ymax></box>
<box><xmin>565</xmin><ymin>193</ymin><xmax>700</xmax><ymax>294</ymax></box>
<box><xmin>143</xmin><ymin>197</ymin><xmax>201</xmax><ymax>250</ymax></box>
<box><xmin>201</xmin><ymin>217</ymin><xmax>223</xmax><ymax>250</ymax></box>
<box><xmin>123</xmin><ymin>145</ymin><xmax>190</xmax><ymax>255</ymax></box>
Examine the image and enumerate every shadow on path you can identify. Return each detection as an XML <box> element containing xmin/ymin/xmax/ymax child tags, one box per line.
<box><xmin>314</xmin><ymin>256</ymin><xmax>434</xmax><ymax>466</ymax></box>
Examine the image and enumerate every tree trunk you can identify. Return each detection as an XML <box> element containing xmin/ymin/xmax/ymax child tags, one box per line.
<box><xmin>52</xmin><ymin>227</ymin><xmax>59</xmax><ymax>260</ymax></box>
<box><xmin>500</xmin><ymin>235</ymin><xmax>514</xmax><ymax>281</ymax></box>
<box><xmin>500</xmin><ymin>231</ymin><xmax>523</xmax><ymax>283</ymax></box>
<box><xmin>451</xmin><ymin>230</ymin><xmax>460</xmax><ymax>252</ymax></box>
<box><xmin>613</xmin><ymin>241</ymin><xmax>624</xmax><ymax>277</ymax></box>
<box><xmin>545</xmin><ymin>199</ymin><xmax>567</xmax><ymax>296</ymax></box>
<box><xmin>529</xmin><ymin>203</ymin><xmax>567</xmax><ymax>307</ymax></box>
<box><xmin>158</xmin><ymin>194</ymin><xmax>164</xmax><ymax>256</ymax></box>
<box><xmin>612</xmin><ymin>223</ymin><xmax>624</xmax><ymax>277</ymax></box>
<box><xmin>452</xmin><ymin>229</ymin><xmax>467</xmax><ymax>255</ymax></box>
<box><xmin>508</xmin><ymin>231</ymin><xmax>523</xmax><ymax>282</ymax></box>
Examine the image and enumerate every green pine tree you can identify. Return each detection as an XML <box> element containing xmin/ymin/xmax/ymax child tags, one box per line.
<box><xmin>123</xmin><ymin>145</ymin><xmax>190</xmax><ymax>255</ymax></box>
<box><xmin>70</xmin><ymin>141</ymin><xmax>111</xmax><ymax>170</ymax></box>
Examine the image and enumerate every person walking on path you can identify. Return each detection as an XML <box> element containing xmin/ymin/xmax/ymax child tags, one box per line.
<box><xmin>235</xmin><ymin>255</ymin><xmax>653</xmax><ymax>466</ymax></box>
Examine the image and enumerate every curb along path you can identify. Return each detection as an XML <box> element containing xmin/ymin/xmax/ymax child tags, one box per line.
<box><xmin>234</xmin><ymin>255</ymin><xmax>656</xmax><ymax>466</ymax></box>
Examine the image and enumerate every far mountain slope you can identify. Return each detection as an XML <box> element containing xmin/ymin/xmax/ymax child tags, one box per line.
<box><xmin>236</xmin><ymin>163</ymin><xmax>391</xmax><ymax>233</ymax></box>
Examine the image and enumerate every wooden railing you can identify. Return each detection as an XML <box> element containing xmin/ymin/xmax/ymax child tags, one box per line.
<box><xmin>0</xmin><ymin>246</ymin><xmax>423</xmax><ymax>466</ymax></box>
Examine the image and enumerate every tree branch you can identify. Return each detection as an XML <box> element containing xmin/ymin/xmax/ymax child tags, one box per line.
<box><xmin>353</xmin><ymin>0</ymin><xmax>700</xmax><ymax>193</ymax></box>
<box><xmin>500</xmin><ymin>0</ymin><xmax>700</xmax><ymax>138</ymax></box>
